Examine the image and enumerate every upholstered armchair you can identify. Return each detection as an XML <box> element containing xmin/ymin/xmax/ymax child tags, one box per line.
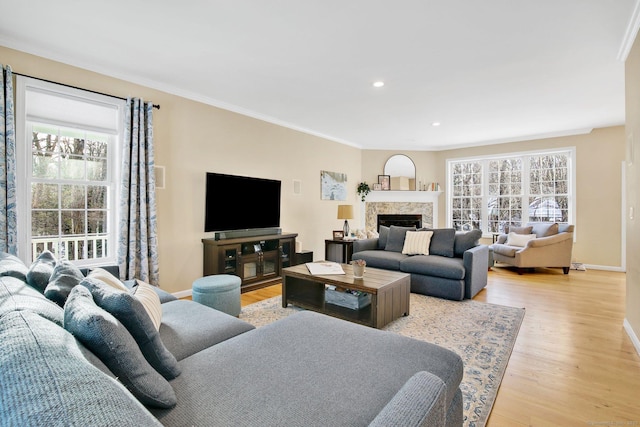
<box><xmin>490</xmin><ymin>223</ymin><xmax>574</xmax><ymax>274</ymax></box>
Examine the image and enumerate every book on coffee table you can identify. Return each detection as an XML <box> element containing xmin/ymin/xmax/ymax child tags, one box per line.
<box><xmin>305</xmin><ymin>261</ymin><xmax>345</xmax><ymax>275</ymax></box>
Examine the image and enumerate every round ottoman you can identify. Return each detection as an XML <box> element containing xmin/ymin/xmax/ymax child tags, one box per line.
<box><xmin>192</xmin><ymin>274</ymin><xmax>241</xmax><ymax>316</ymax></box>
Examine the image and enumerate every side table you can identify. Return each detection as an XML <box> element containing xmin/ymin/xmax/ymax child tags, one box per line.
<box><xmin>325</xmin><ymin>239</ymin><xmax>354</xmax><ymax>263</ymax></box>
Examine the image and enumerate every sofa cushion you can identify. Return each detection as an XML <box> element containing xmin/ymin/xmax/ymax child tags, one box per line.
<box><xmin>400</xmin><ymin>255</ymin><xmax>466</xmax><ymax>280</ymax></box>
<box><xmin>351</xmin><ymin>250</ymin><xmax>407</xmax><ymax>271</ymax></box>
<box><xmin>377</xmin><ymin>225</ymin><xmax>390</xmax><ymax>249</ymax></box>
<box><xmin>80</xmin><ymin>277</ymin><xmax>180</xmax><ymax>380</ymax></box>
<box><xmin>44</xmin><ymin>260</ymin><xmax>84</xmax><ymax>307</ymax></box>
<box><xmin>26</xmin><ymin>250</ymin><xmax>57</xmax><ymax>292</ymax></box>
<box><xmin>529</xmin><ymin>222</ymin><xmax>559</xmax><ymax>237</ymax></box>
<box><xmin>0</xmin><ymin>252</ymin><xmax>28</xmax><ymax>282</ymax></box>
<box><xmin>453</xmin><ymin>229</ymin><xmax>482</xmax><ymax>257</ymax></box>
<box><xmin>385</xmin><ymin>225</ymin><xmax>416</xmax><ymax>252</ymax></box>
<box><xmin>421</xmin><ymin>228</ymin><xmax>455</xmax><ymax>258</ymax></box>
<box><xmin>0</xmin><ymin>275</ymin><xmax>64</xmax><ymax>325</ymax></box>
<box><xmin>402</xmin><ymin>230</ymin><xmax>434</xmax><ymax>255</ymax></box>
<box><xmin>159</xmin><ymin>299</ymin><xmax>256</xmax><ymax>361</ymax></box>
<box><xmin>505</xmin><ymin>232</ymin><xmax>536</xmax><ymax>247</ymax></box>
<box><xmin>151</xmin><ymin>311</ymin><xmax>463</xmax><ymax>427</ymax></box>
<box><xmin>63</xmin><ymin>286</ymin><xmax>177</xmax><ymax>408</ymax></box>
<box><xmin>0</xmin><ymin>310</ymin><xmax>162</xmax><ymax>426</ymax></box>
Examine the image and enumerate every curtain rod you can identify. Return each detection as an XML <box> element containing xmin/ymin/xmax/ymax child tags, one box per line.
<box><xmin>12</xmin><ymin>71</ymin><xmax>161</xmax><ymax>110</ymax></box>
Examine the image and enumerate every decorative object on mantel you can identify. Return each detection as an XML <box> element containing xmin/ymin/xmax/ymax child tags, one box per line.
<box><xmin>356</xmin><ymin>182</ymin><xmax>371</xmax><ymax>201</ymax></box>
<box><xmin>320</xmin><ymin>170</ymin><xmax>347</xmax><ymax>201</ymax></box>
<box><xmin>337</xmin><ymin>205</ymin><xmax>354</xmax><ymax>237</ymax></box>
<box><xmin>372</xmin><ymin>183</ymin><xmax>382</xmax><ymax>191</ymax></box>
<box><xmin>378</xmin><ymin>175</ymin><xmax>390</xmax><ymax>190</ymax></box>
<box><xmin>384</xmin><ymin>154</ymin><xmax>416</xmax><ymax>190</ymax></box>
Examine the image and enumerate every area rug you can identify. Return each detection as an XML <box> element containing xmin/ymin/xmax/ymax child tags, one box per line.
<box><xmin>239</xmin><ymin>294</ymin><xmax>525</xmax><ymax>427</ymax></box>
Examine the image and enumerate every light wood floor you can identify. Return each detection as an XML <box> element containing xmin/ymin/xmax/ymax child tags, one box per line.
<box><xmin>240</xmin><ymin>267</ymin><xmax>640</xmax><ymax>426</ymax></box>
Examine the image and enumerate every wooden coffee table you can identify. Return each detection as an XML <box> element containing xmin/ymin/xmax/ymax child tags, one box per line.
<box><xmin>282</xmin><ymin>263</ymin><xmax>410</xmax><ymax>329</ymax></box>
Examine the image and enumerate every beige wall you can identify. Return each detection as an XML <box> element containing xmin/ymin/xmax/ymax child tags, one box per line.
<box><xmin>1</xmin><ymin>46</ymin><xmax>362</xmax><ymax>294</ymax></box>
<box><xmin>625</xmin><ymin>35</ymin><xmax>640</xmax><ymax>346</ymax></box>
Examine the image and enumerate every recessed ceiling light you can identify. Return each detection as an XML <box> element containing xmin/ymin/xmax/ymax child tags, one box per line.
<box><xmin>373</xmin><ymin>81</ymin><xmax>385</xmax><ymax>88</ymax></box>
<box><xmin>432</xmin><ymin>122</ymin><xmax>441</xmax><ymax>127</ymax></box>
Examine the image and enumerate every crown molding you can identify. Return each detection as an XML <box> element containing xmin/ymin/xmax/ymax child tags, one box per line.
<box><xmin>618</xmin><ymin>0</ymin><xmax>640</xmax><ymax>61</ymax></box>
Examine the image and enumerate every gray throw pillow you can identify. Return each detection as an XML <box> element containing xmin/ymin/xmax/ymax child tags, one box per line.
<box><xmin>377</xmin><ymin>226</ymin><xmax>390</xmax><ymax>249</ymax></box>
<box><xmin>44</xmin><ymin>260</ymin><xmax>84</xmax><ymax>307</ymax></box>
<box><xmin>0</xmin><ymin>275</ymin><xmax>64</xmax><ymax>325</ymax></box>
<box><xmin>420</xmin><ymin>228</ymin><xmax>455</xmax><ymax>257</ymax></box>
<box><xmin>453</xmin><ymin>229</ymin><xmax>482</xmax><ymax>257</ymax></box>
<box><xmin>529</xmin><ymin>222</ymin><xmax>559</xmax><ymax>237</ymax></box>
<box><xmin>505</xmin><ymin>225</ymin><xmax>533</xmax><ymax>235</ymax></box>
<box><xmin>80</xmin><ymin>277</ymin><xmax>181</xmax><ymax>380</ymax></box>
<box><xmin>26</xmin><ymin>251</ymin><xmax>57</xmax><ymax>293</ymax></box>
<box><xmin>385</xmin><ymin>225</ymin><xmax>416</xmax><ymax>252</ymax></box>
<box><xmin>63</xmin><ymin>286</ymin><xmax>177</xmax><ymax>409</ymax></box>
<box><xmin>0</xmin><ymin>252</ymin><xmax>29</xmax><ymax>282</ymax></box>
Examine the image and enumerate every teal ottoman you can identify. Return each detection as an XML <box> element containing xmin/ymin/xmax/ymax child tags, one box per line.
<box><xmin>192</xmin><ymin>275</ymin><xmax>241</xmax><ymax>316</ymax></box>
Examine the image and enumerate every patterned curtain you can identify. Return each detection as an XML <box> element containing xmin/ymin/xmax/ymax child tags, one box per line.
<box><xmin>0</xmin><ymin>65</ymin><xmax>17</xmax><ymax>255</ymax></box>
<box><xmin>118</xmin><ymin>98</ymin><xmax>159</xmax><ymax>285</ymax></box>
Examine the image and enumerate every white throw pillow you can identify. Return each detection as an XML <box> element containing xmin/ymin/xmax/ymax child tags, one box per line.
<box><xmin>402</xmin><ymin>230</ymin><xmax>434</xmax><ymax>255</ymax></box>
<box><xmin>132</xmin><ymin>279</ymin><xmax>162</xmax><ymax>331</ymax></box>
<box><xmin>87</xmin><ymin>268</ymin><xmax>128</xmax><ymax>291</ymax></box>
<box><xmin>505</xmin><ymin>232</ymin><xmax>536</xmax><ymax>247</ymax></box>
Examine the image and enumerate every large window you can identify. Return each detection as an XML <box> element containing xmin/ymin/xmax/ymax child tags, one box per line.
<box><xmin>447</xmin><ymin>149</ymin><xmax>574</xmax><ymax>235</ymax></box>
<box><xmin>16</xmin><ymin>77</ymin><xmax>124</xmax><ymax>265</ymax></box>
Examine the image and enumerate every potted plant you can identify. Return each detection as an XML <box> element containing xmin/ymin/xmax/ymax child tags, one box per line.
<box><xmin>357</xmin><ymin>182</ymin><xmax>371</xmax><ymax>202</ymax></box>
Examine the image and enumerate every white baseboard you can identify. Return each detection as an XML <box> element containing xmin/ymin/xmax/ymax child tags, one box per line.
<box><xmin>172</xmin><ymin>289</ymin><xmax>192</xmax><ymax>299</ymax></box>
<box><xmin>624</xmin><ymin>319</ymin><xmax>640</xmax><ymax>357</ymax></box>
<box><xmin>584</xmin><ymin>264</ymin><xmax>626</xmax><ymax>272</ymax></box>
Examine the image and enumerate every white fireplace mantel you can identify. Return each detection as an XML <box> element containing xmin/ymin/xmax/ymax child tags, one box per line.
<box><xmin>359</xmin><ymin>190</ymin><xmax>442</xmax><ymax>231</ymax></box>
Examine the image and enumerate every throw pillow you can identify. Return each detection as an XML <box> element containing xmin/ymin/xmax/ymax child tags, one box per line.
<box><xmin>44</xmin><ymin>261</ymin><xmax>84</xmax><ymax>307</ymax></box>
<box><xmin>80</xmin><ymin>277</ymin><xmax>180</xmax><ymax>380</ymax></box>
<box><xmin>402</xmin><ymin>231</ymin><xmax>434</xmax><ymax>255</ymax></box>
<box><xmin>26</xmin><ymin>250</ymin><xmax>57</xmax><ymax>292</ymax></box>
<box><xmin>131</xmin><ymin>279</ymin><xmax>162</xmax><ymax>331</ymax></box>
<box><xmin>385</xmin><ymin>225</ymin><xmax>416</xmax><ymax>253</ymax></box>
<box><xmin>505</xmin><ymin>232</ymin><xmax>537</xmax><ymax>247</ymax></box>
<box><xmin>529</xmin><ymin>222</ymin><xmax>559</xmax><ymax>237</ymax></box>
<box><xmin>505</xmin><ymin>225</ymin><xmax>533</xmax><ymax>235</ymax></box>
<box><xmin>63</xmin><ymin>286</ymin><xmax>176</xmax><ymax>408</ymax></box>
<box><xmin>0</xmin><ymin>252</ymin><xmax>29</xmax><ymax>282</ymax></box>
<box><xmin>420</xmin><ymin>228</ymin><xmax>455</xmax><ymax>257</ymax></box>
<box><xmin>87</xmin><ymin>267</ymin><xmax>128</xmax><ymax>291</ymax></box>
<box><xmin>453</xmin><ymin>229</ymin><xmax>482</xmax><ymax>257</ymax></box>
<box><xmin>377</xmin><ymin>226</ymin><xmax>390</xmax><ymax>249</ymax></box>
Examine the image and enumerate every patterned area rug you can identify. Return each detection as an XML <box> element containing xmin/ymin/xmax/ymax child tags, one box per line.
<box><xmin>239</xmin><ymin>294</ymin><xmax>525</xmax><ymax>427</ymax></box>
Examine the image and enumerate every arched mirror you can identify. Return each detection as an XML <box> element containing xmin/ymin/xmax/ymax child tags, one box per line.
<box><xmin>384</xmin><ymin>154</ymin><xmax>416</xmax><ymax>190</ymax></box>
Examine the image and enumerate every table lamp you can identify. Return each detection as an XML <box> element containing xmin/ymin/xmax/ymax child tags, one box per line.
<box><xmin>337</xmin><ymin>204</ymin><xmax>354</xmax><ymax>238</ymax></box>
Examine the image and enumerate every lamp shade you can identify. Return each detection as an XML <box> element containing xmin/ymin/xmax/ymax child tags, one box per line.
<box><xmin>337</xmin><ymin>205</ymin><xmax>354</xmax><ymax>220</ymax></box>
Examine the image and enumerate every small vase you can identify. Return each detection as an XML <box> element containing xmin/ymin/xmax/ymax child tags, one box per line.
<box><xmin>352</xmin><ymin>264</ymin><xmax>365</xmax><ymax>279</ymax></box>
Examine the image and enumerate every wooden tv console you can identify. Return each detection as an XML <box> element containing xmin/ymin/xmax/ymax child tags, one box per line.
<box><xmin>202</xmin><ymin>232</ymin><xmax>298</xmax><ymax>293</ymax></box>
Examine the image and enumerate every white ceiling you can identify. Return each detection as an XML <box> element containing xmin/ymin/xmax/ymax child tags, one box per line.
<box><xmin>1</xmin><ymin>1</ymin><xmax>638</xmax><ymax>150</ymax></box>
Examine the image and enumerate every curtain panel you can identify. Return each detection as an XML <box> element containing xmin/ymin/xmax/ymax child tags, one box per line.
<box><xmin>118</xmin><ymin>98</ymin><xmax>159</xmax><ymax>285</ymax></box>
<box><xmin>0</xmin><ymin>65</ymin><xmax>17</xmax><ymax>255</ymax></box>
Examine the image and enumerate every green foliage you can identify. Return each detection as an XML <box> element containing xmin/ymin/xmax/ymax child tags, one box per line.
<box><xmin>356</xmin><ymin>182</ymin><xmax>371</xmax><ymax>202</ymax></box>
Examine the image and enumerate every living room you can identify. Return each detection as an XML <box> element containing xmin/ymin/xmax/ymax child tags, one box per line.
<box><xmin>1</xmin><ymin>2</ymin><xmax>640</xmax><ymax>425</ymax></box>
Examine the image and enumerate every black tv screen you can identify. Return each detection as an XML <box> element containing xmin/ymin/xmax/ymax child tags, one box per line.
<box><xmin>204</xmin><ymin>173</ymin><xmax>281</xmax><ymax>232</ymax></box>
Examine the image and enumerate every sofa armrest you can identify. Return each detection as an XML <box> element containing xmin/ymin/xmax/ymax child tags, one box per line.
<box><xmin>368</xmin><ymin>371</ymin><xmax>446</xmax><ymax>427</ymax></box>
<box><xmin>525</xmin><ymin>231</ymin><xmax>573</xmax><ymax>249</ymax></box>
<box><xmin>354</xmin><ymin>238</ymin><xmax>379</xmax><ymax>253</ymax></box>
<box><xmin>463</xmin><ymin>245</ymin><xmax>489</xmax><ymax>299</ymax></box>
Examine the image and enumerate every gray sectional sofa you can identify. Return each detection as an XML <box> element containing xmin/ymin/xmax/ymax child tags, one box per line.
<box><xmin>0</xmin><ymin>251</ymin><xmax>464</xmax><ymax>426</ymax></box>
<box><xmin>352</xmin><ymin>226</ymin><xmax>489</xmax><ymax>301</ymax></box>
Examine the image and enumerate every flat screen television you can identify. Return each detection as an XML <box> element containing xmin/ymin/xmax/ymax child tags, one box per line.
<box><xmin>204</xmin><ymin>173</ymin><xmax>281</xmax><ymax>233</ymax></box>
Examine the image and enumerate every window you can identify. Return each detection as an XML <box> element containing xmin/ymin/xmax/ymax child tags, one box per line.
<box><xmin>447</xmin><ymin>149</ymin><xmax>574</xmax><ymax>235</ymax></box>
<box><xmin>16</xmin><ymin>77</ymin><xmax>124</xmax><ymax>266</ymax></box>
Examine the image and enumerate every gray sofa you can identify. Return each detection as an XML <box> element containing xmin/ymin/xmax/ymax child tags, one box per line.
<box><xmin>352</xmin><ymin>226</ymin><xmax>489</xmax><ymax>301</ymax></box>
<box><xmin>0</xmin><ymin>252</ymin><xmax>464</xmax><ymax>426</ymax></box>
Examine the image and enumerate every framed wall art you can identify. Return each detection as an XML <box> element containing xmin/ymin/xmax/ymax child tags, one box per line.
<box><xmin>321</xmin><ymin>170</ymin><xmax>347</xmax><ymax>200</ymax></box>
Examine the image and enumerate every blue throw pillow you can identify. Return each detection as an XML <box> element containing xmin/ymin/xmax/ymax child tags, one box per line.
<box><xmin>63</xmin><ymin>286</ymin><xmax>176</xmax><ymax>409</ymax></box>
<box><xmin>44</xmin><ymin>261</ymin><xmax>84</xmax><ymax>307</ymax></box>
<box><xmin>384</xmin><ymin>225</ymin><xmax>416</xmax><ymax>252</ymax></box>
<box><xmin>453</xmin><ymin>229</ymin><xmax>482</xmax><ymax>257</ymax></box>
<box><xmin>80</xmin><ymin>277</ymin><xmax>181</xmax><ymax>380</ymax></box>
<box><xmin>377</xmin><ymin>226</ymin><xmax>390</xmax><ymax>249</ymax></box>
<box><xmin>421</xmin><ymin>228</ymin><xmax>456</xmax><ymax>258</ymax></box>
<box><xmin>26</xmin><ymin>251</ymin><xmax>57</xmax><ymax>293</ymax></box>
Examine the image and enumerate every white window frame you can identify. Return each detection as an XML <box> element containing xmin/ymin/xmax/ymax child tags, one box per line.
<box><xmin>15</xmin><ymin>77</ymin><xmax>124</xmax><ymax>266</ymax></box>
<box><xmin>446</xmin><ymin>147</ymin><xmax>576</xmax><ymax>238</ymax></box>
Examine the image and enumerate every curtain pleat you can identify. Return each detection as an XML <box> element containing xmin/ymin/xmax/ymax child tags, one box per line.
<box><xmin>1</xmin><ymin>65</ymin><xmax>17</xmax><ymax>255</ymax></box>
<box><xmin>118</xmin><ymin>98</ymin><xmax>159</xmax><ymax>285</ymax></box>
